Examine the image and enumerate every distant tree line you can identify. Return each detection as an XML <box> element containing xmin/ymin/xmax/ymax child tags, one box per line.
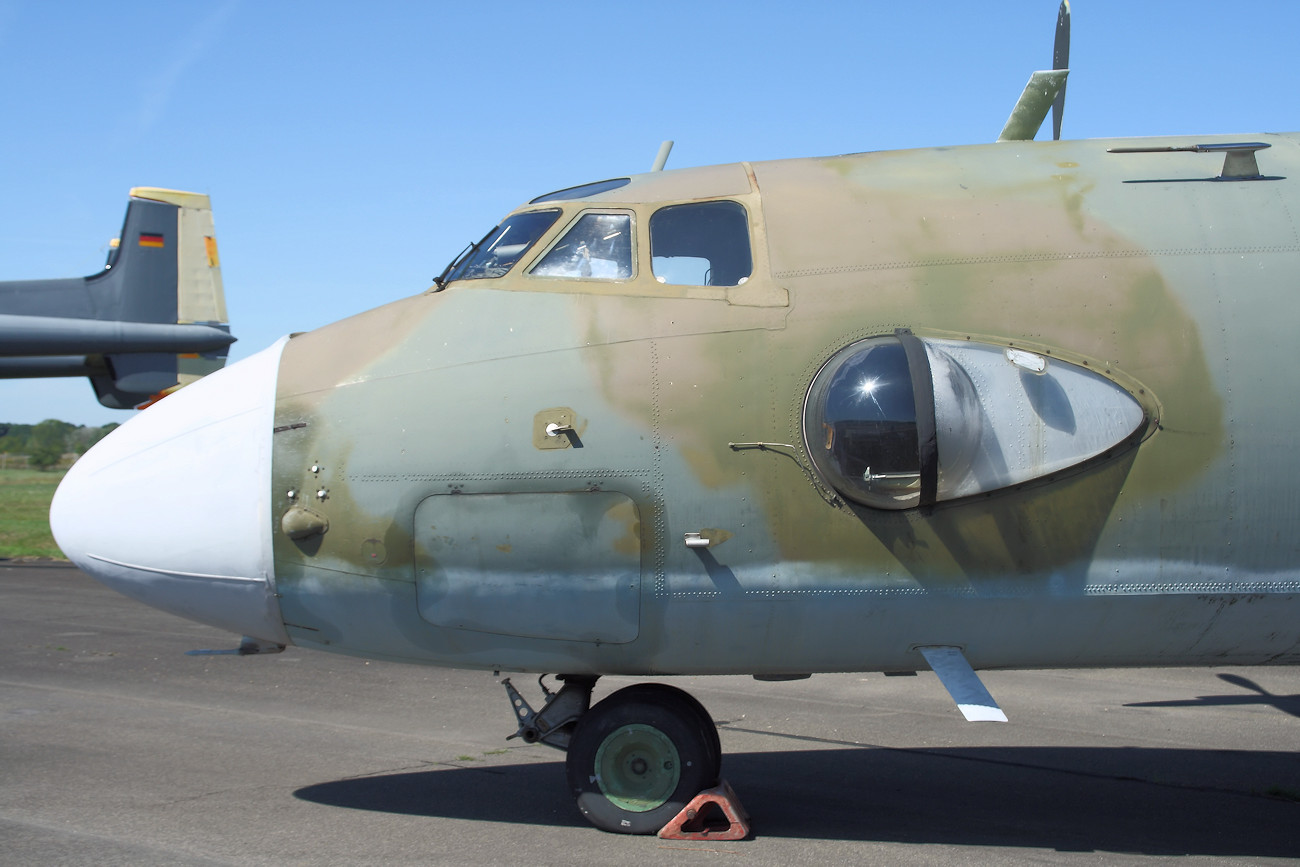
<box><xmin>0</xmin><ymin>420</ymin><xmax>119</xmax><ymax>470</ymax></box>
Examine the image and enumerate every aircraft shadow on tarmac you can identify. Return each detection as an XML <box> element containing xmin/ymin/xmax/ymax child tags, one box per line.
<box><xmin>1124</xmin><ymin>674</ymin><xmax>1300</xmax><ymax>718</ymax></box>
<box><xmin>295</xmin><ymin>745</ymin><xmax>1300</xmax><ymax>855</ymax></box>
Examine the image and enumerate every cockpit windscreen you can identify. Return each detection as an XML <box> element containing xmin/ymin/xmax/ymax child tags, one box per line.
<box><xmin>441</xmin><ymin>209</ymin><xmax>561</xmax><ymax>284</ymax></box>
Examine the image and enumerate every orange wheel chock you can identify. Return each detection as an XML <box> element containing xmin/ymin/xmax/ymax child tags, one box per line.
<box><xmin>657</xmin><ymin>779</ymin><xmax>751</xmax><ymax>841</ymax></box>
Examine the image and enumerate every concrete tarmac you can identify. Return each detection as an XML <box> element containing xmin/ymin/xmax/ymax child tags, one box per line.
<box><xmin>2</xmin><ymin>562</ymin><xmax>1298</xmax><ymax>865</ymax></box>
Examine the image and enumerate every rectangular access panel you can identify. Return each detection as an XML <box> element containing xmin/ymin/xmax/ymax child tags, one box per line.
<box><xmin>413</xmin><ymin>492</ymin><xmax>641</xmax><ymax>643</ymax></box>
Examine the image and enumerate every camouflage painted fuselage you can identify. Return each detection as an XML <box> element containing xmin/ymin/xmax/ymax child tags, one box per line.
<box><xmin>269</xmin><ymin>133</ymin><xmax>1300</xmax><ymax>675</ymax></box>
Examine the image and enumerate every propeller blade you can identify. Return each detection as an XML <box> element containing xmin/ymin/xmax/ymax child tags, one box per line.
<box><xmin>1052</xmin><ymin>0</ymin><xmax>1070</xmax><ymax>140</ymax></box>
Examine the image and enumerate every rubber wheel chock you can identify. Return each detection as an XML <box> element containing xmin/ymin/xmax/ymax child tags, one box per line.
<box><xmin>657</xmin><ymin>779</ymin><xmax>750</xmax><ymax>841</ymax></box>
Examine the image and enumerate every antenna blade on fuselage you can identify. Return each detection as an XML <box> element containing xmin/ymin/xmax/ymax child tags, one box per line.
<box><xmin>918</xmin><ymin>646</ymin><xmax>1008</xmax><ymax>722</ymax></box>
<box><xmin>651</xmin><ymin>140</ymin><xmax>674</xmax><ymax>172</ymax></box>
<box><xmin>997</xmin><ymin>69</ymin><xmax>1068</xmax><ymax>142</ymax></box>
<box><xmin>1052</xmin><ymin>0</ymin><xmax>1071</xmax><ymax>140</ymax></box>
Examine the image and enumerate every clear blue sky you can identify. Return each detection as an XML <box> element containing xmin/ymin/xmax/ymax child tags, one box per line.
<box><xmin>3</xmin><ymin>0</ymin><xmax>1297</xmax><ymax>425</ymax></box>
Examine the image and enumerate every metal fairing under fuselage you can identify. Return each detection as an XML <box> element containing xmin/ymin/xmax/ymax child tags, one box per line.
<box><xmin>265</xmin><ymin>134</ymin><xmax>1300</xmax><ymax>676</ymax></box>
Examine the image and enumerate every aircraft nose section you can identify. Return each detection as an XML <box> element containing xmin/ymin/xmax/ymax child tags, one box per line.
<box><xmin>50</xmin><ymin>337</ymin><xmax>290</xmax><ymax>644</ymax></box>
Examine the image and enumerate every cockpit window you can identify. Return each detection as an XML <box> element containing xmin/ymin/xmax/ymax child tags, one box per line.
<box><xmin>440</xmin><ymin>209</ymin><xmax>560</xmax><ymax>284</ymax></box>
<box><xmin>650</xmin><ymin>200</ymin><xmax>752</xmax><ymax>287</ymax></box>
<box><xmin>530</xmin><ymin>178</ymin><xmax>632</xmax><ymax>204</ymax></box>
<box><xmin>530</xmin><ymin>213</ymin><xmax>633</xmax><ymax>280</ymax></box>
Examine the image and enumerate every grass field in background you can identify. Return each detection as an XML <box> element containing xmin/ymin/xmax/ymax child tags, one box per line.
<box><xmin>0</xmin><ymin>468</ymin><xmax>66</xmax><ymax>558</ymax></box>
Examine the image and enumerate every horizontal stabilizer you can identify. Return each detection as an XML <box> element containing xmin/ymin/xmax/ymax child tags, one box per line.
<box><xmin>918</xmin><ymin>645</ymin><xmax>1008</xmax><ymax>722</ymax></box>
<box><xmin>0</xmin><ymin>314</ymin><xmax>233</xmax><ymax>356</ymax></box>
<box><xmin>998</xmin><ymin>69</ymin><xmax>1069</xmax><ymax>142</ymax></box>
<box><xmin>0</xmin><ymin>356</ymin><xmax>103</xmax><ymax>379</ymax></box>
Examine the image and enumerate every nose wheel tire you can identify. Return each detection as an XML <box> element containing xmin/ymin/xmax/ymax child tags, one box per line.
<box><xmin>566</xmin><ymin>684</ymin><xmax>720</xmax><ymax>834</ymax></box>
<box><xmin>606</xmin><ymin>683</ymin><xmax>721</xmax><ymax>784</ymax></box>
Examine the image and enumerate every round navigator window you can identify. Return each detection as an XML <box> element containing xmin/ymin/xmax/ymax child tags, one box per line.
<box><xmin>805</xmin><ymin>334</ymin><xmax>1148</xmax><ymax>510</ymax></box>
<box><xmin>804</xmin><ymin>337</ymin><xmax>922</xmax><ymax>509</ymax></box>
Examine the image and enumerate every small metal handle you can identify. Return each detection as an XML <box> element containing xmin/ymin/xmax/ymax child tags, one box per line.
<box><xmin>863</xmin><ymin>467</ymin><xmax>920</xmax><ymax>488</ymax></box>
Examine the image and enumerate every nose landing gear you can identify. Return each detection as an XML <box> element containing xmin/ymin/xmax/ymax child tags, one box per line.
<box><xmin>501</xmin><ymin>677</ymin><xmax>723</xmax><ymax>834</ymax></box>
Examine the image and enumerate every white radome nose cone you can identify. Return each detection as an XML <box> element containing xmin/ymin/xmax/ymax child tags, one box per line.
<box><xmin>51</xmin><ymin>337</ymin><xmax>291</xmax><ymax>644</ymax></box>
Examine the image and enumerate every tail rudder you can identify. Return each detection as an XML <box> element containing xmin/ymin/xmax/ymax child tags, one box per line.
<box><xmin>95</xmin><ymin>188</ymin><xmax>231</xmax><ymax>406</ymax></box>
<box><xmin>121</xmin><ymin>187</ymin><xmax>228</xmax><ymax>330</ymax></box>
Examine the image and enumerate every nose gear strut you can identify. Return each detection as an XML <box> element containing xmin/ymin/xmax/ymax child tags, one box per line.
<box><xmin>501</xmin><ymin>674</ymin><xmax>598</xmax><ymax>751</ymax></box>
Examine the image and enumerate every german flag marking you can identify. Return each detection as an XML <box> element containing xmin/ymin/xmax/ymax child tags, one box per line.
<box><xmin>139</xmin><ymin>232</ymin><xmax>165</xmax><ymax>248</ymax></box>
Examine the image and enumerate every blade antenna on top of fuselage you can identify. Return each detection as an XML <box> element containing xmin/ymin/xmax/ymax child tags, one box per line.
<box><xmin>651</xmin><ymin>140</ymin><xmax>674</xmax><ymax>172</ymax></box>
<box><xmin>1052</xmin><ymin>0</ymin><xmax>1071</xmax><ymax>140</ymax></box>
<box><xmin>996</xmin><ymin>1</ymin><xmax>1070</xmax><ymax>142</ymax></box>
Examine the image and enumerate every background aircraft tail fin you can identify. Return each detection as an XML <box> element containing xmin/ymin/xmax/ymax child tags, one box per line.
<box><xmin>92</xmin><ymin>188</ymin><xmax>232</xmax><ymax>408</ymax></box>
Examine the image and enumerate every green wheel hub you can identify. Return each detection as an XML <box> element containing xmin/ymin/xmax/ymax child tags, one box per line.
<box><xmin>593</xmin><ymin>723</ymin><xmax>681</xmax><ymax>812</ymax></box>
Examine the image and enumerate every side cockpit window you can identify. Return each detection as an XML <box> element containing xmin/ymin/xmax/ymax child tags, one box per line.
<box><xmin>531</xmin><ymin>213</ymin><xmax>633</xmax><ymax>280</ymax></box>
<box><xmin>650</xmin><ymin>200</ymin><xmax>751</xmax><ymax>287</ymax></box>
